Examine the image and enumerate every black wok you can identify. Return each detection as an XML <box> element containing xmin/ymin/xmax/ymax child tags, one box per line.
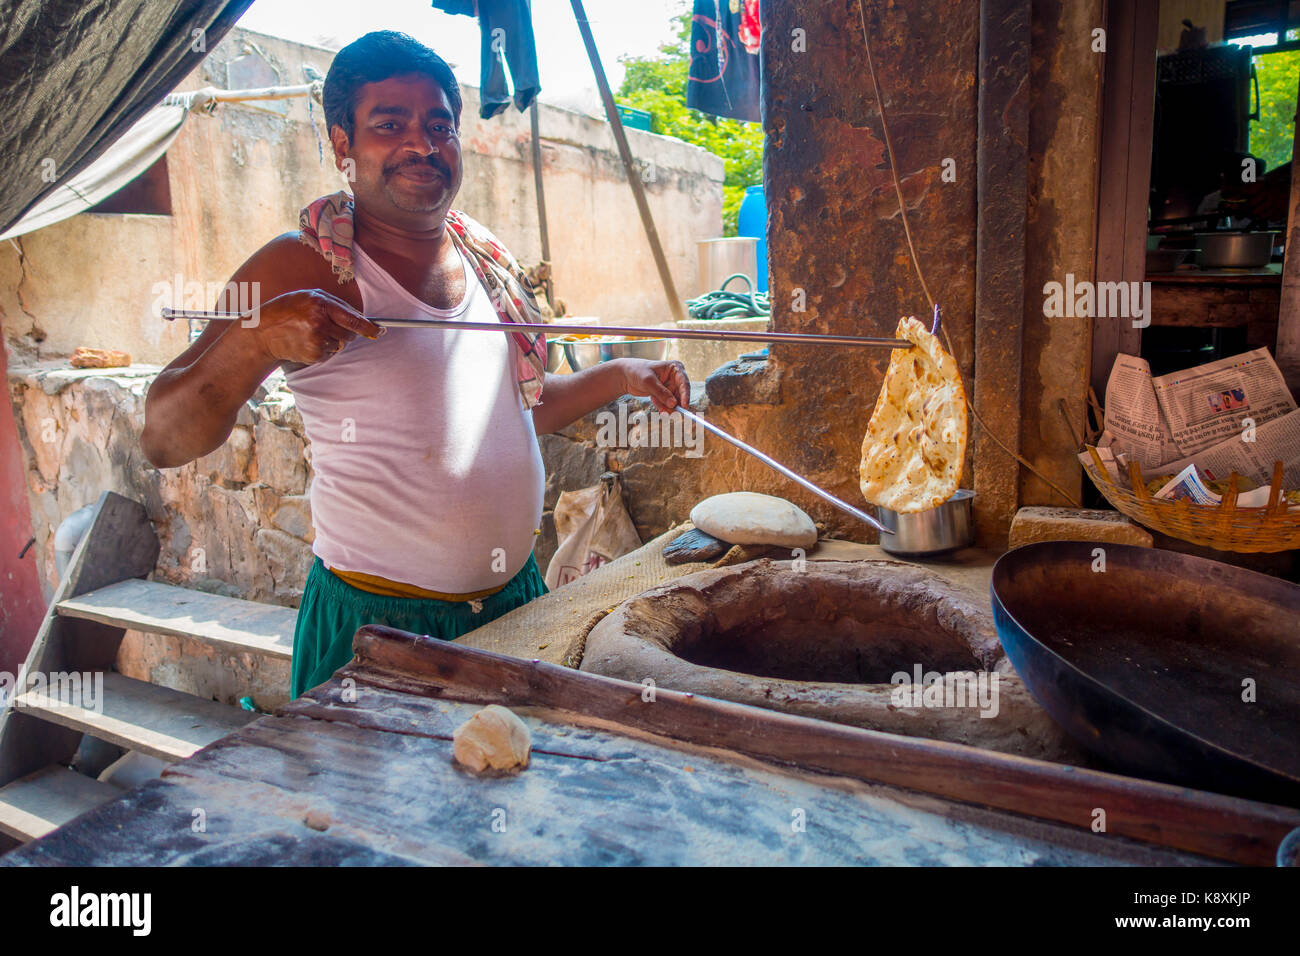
<box><xmin>991</xmin><ymin>542</ymin><xmax>1300</xmax><ymax>807</ymax></box>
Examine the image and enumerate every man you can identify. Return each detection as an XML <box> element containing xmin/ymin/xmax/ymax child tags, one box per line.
<box><xmin>142</xmin><ymin>31</ymin><xmax>690</xmax><ymax>698</ymax></box>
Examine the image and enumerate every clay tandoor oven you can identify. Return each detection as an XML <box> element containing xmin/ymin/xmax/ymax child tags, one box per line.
<box><xmin>581</xmin><ymin>559</ymin><xmax>1077</xmax><ymax>761</ymax></box>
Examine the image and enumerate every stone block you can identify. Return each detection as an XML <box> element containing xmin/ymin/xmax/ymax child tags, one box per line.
<box><xmin>1008</xmin><ymin>507</ymin><xmax>1153</xmax><ymax>549</ymax></box>
<box><xmin>254</xmin><ymin>420</ymin><xmax>307</xmax><ymax>494</ymax></box>
<box><xmin>195</xmin><ymin>424</ymin><xmax>253</xmax><ymax>486</ymax></box>
<box><xmin>538</xmin><ymin>432</ymin><xmax>608</xmax><ymax>509</ymax></box>
<box><xmin>272</xmin><ymin>494</ymin><xmax>315</xmax><ymax>543</ymax></box>
<box><xmin>255</xmin><ymin>527</ymin><xmax>313</xmax><ymax>603</ymax></box>
<box><xmin>705</xmin><ymin>358</ymin><xmax>781</xmax><ymax>406</ymax></box>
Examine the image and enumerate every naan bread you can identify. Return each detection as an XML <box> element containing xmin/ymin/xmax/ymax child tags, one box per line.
<box><xmin>859</xmin><ymin>315</ymin><xmax>967</xmax><ymax>513</ymax></box>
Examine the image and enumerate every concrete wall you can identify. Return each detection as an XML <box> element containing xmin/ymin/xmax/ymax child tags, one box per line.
<box><xmin>0</xmin><ymin>27</ymin><xmax>723</xmax><ymax>367</ymax></box>
<box><xmin>705</xmin><ymin>0</ymin><xmax>981</xmax><ymax>542</ymax></box>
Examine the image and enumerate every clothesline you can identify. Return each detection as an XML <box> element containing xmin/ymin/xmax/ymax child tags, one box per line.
<box><xmin>162</xmin><ymin>82</ymin><xmax>323</xmax><ymax>112</ymax></box>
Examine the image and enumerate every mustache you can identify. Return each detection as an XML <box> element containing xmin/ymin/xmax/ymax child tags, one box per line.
<box><xmin>384</xmin><ymin>156</ymin><xmax>449</xmax><ymax>178</ymax></box>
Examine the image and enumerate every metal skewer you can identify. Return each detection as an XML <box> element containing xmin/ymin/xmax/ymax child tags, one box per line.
<box><xmin>674</xmin><ymin>406</ymin><xmax>891</xmax><ymax>535</ymax></box>
<box><xmin>158</xmin><ymin>303</ymin><xmax>945</xmax><ymax>535</ymax></box>
<box><xmin>160</xmin><ymin>308</ymin><xmax>914</xmax><ymax>349</ymax></box>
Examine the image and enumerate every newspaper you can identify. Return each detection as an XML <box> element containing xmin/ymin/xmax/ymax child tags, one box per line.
<box><xmin>1153</xmin><ymin>406</ymin><xmax>1300</xmax><ymax>490</ymax></box>
<box><xmin>1152</xmin><ymin>463</ymin><xmax>1275</xmax><ymax>508</ymax></box>
<box><xmin>1150</xmin><ymin>347</ymin><xmax>1296</xmax><ymax>456</ymax></box>
<box><xmin>1086</xmin><ymin>351</ymin><xmax>1300</xmax><ymax>495</ymax></box>
<box><xmin>1100</xmin><ymin>354</ymin><xmax>1183</xmax><ymax>469</ymax></box>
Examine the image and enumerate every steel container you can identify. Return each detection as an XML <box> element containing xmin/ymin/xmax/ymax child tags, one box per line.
<box><xmin>563</xmin><ymin>336</ymin><xmax>670</xmax><ymax>371</ymax></box>
<box><xmin>1193</xmin><ymin>231</ymin><xmax>1277</xmax><ymax>269</ymax></box>
<box><xmin>874</xmin><ymin>489</ymin><xmax>975</xmax><ymax>556</ymax></box>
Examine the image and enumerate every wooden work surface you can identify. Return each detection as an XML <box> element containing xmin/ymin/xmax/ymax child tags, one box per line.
<box><xmin>8</xmin><ymin>627</ymin><xmax>1295</xmax><ymax>867</ymax></box>
<box><xmin>1</xmin><ymin>686</ymin><xmax>1195</xmax><ymax>867</ymax></box>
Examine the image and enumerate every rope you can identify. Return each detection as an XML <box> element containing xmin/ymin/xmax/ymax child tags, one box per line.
<box><xmin>685</xmin><ymin>273</ymin><xmax>771</xmax><ymax>320</ymax></box>
<box><xmin>561</xmin><ymin>605</ymin><xmax>614</xmax><ymax>669</ymax></box>
<box><xmin>855</xmin><ymin>2</ymin><xmax>1080</xmax><ymax>508</ymax></box>
<box><xmin>706</xmin><ymin>542</ymin><xmax>777</xmax><ymax>568</ymax></box>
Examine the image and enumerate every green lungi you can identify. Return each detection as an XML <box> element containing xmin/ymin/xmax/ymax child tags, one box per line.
<box><xmin>290</xmin><ymin>553</ymin><xmax>549</xmax><ymax>699</ymax></box>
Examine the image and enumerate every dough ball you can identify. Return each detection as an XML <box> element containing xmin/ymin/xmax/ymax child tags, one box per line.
<box><xmin>452</xmin><ymin>705</ymin><xmax>532</xmax><ymax>773</ymax></box>
<box><xmin>689</xmin><ymin>492</ymin><xmax>817</xmax><ymax>548</ymax></box>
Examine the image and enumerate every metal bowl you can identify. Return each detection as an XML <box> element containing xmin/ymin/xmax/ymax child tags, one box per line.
<box><xmin>1194</xmin><ymin>231</ymin><xmax>1277</xmax><ymax>269</ymax></box>
<box><xmin>562</xmin><ymin>336</ymin><xmax>669</xmax><ymax>371</ymax></box>
<box><xmin>546</xmin><ymin>338</ymin><xmax>568</xmax><ymax>373</ymax></box>
<box><xmin>874</xmin><ymin>489</ymin><xmax>974</xmax><ymax>556</ymax></box>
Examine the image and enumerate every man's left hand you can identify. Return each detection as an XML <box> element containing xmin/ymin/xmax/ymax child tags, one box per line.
<box><xmin>619</xmin><ymin>358</ymin><xmax>691</xmax><ymax>413</ymax></box>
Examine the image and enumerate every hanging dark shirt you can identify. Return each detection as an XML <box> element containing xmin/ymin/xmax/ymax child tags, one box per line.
<box><xmin>686</xmin><ymin>0</ymin><xmax>761</xmax><ymax>123</ymax></box>
<box><xmin>431</xmin><ymin>0</ymin><xmax>540</xmax><ymax>119</ymax></box>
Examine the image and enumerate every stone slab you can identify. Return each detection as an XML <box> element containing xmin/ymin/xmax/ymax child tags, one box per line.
<box><xmin>1008</xmin><ymin>506</ymin><xmax>1153</xmax><ymax>549</ymax></box>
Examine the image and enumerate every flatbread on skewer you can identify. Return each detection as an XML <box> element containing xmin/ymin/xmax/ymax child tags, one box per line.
<box><xmin>859</xmin><ymin>315</ymin><xmax>967</xmax><ymax>513</ymax></box>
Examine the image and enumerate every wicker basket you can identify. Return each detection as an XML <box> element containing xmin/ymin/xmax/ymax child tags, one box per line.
<box><xmin>1081</xmin><ymin>446</ymin><xmax>1300</xmax><ymax>553</ymax></box>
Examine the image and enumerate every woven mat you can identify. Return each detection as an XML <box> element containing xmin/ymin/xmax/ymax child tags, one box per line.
<box><xmin>456</xmin><ymin>523</ymin><xmax>998</xmax><ymax>668</ymax></box>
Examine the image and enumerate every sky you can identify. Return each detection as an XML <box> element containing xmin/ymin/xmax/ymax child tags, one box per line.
<box><xmin>236</xmin><ymin>0</ymin><xmax>690</xmax><ymax>117</ymax></box>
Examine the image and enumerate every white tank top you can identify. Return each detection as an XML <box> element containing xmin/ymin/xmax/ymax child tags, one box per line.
<box><xmin>284</xmin><ymin>241</ymin><xmax>546</xmax><ymax>593</ymax></box>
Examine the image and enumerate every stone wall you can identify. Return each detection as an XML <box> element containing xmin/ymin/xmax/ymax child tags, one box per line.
<box><xmin>11</xmin><ymin>365</ymin><xmax>314</xmax><ymax>608</ymax></box>
<box><xmin>0</xmin><ymin>27</ymin><xmax>724</xmax><ymax>368</ymax></box>
<box><xmin>7</xmin><ymin>362</ymin><xmax>716</xmax><ymax>705</ymax></box>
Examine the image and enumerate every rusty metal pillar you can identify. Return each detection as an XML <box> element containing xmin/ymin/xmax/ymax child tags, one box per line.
<box><xmin>972</xmin><ymin>0</ymin><xmax>1031</xmax><ymax>547</ymax></box>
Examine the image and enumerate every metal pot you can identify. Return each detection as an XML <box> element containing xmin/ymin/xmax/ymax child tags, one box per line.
<box><xmin>874</xmin><ymin>489</ymin><xmax>974</xmax><ymax>556</ymax></box>
<box><xmin>562</xmin><ymin>336</ymin><xmax>670</xmax><ymax>371</ymax></box>
<box><xmin>1193</xmin><ymin>231</ymin><xmax>1277</xmax><ymax>269</ymax></box>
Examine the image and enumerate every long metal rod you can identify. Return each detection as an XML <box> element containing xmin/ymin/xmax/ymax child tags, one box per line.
<box><xmin>160</xmin><ymin>309</ymin><xmax>913</xmax><ymax>348</ymax></box>
<box><xmin>675</xmin><ymin>407</ymin><xmax>891</xmax><ymax>534</ymax></box>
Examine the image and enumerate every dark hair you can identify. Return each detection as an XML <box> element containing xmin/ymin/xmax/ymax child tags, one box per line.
<box><xmin>323</xmin><ymin>31</ymin><xmax>462</xmax><ymax>142</ymax></box>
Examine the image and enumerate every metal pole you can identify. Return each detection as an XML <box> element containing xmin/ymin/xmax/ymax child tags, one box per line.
<box><xmin>675</xmin><ymin>407</ymin><xmax>892</xmax><ymax>534</ymax></box>
<box><xmin>529</xmin><ymin>100</ymin><xmax>551</xmax><ymax>264</ymax></box>
<box><xmin>570</xmin><ymin>0</ymin><xmax>688</xmax><ymax>324</ymax></box>
<box><xmin>161</xmin><ymin>309</ymin><xmax>912</xmax><ymax>348</ymax></box>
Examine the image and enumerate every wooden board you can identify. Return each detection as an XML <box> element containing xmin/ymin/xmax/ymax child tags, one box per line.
<box><xmin>14</xmin><ymin>673</ymin><xmax>257</xmax><ymax>763</ymax></box>
<box><xmin>0</xmin><ymin>765</ymin><xmax>120</xmax><ymax>841</ymax></box>
<box><xmin>57</xmin><ymin>579</ymin><xmax>296</xmax><ymax>661</ymax></box>
<box><xmin>3</xmin><ymin>682</ymin><xmax>1202</xmax><ymax>867</ymax></box>
<box><xmin>1091</xmin><ymin>0</ymin><xmax>1158</xmax><ymax>397</ymax></box>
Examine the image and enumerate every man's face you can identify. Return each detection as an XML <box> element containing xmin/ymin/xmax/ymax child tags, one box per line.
<box><xmin>332</xmin><ymin>73</ymin><xmax>463</xmax><ymax>223</ymax></box>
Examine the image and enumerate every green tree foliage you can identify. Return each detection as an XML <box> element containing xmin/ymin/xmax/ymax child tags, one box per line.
<box><xmin>1249</xmin><ymin>46</ymin><xmax>1300</xmax><ymax>173</ymax></box>
<box><xmin>615</xmin><ymin>4</ymin><xmax>764</xmax><ymax>235</ymax></box>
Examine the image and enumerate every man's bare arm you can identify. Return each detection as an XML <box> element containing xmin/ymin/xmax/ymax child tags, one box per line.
<box><xmin>532</xmin><ymin>357</ymin><xmax>691</xmax><ymax>435</ymax></box>
<box><xmin>141</xmin><ymin>235</ymin><xmax>378</xmax><ymax>468</ymax></box>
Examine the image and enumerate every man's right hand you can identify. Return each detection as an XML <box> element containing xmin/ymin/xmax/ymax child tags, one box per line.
<box><xmin>244</xmin><ymin>289</ymin><xmax>383</xmax><ymax>365</ymax></box>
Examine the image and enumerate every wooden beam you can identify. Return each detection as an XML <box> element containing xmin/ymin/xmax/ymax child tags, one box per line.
<box><xmin>973</xmin><ymin>0</ymin><xmax>1031</xmax><ymax>548</ymax></box>
<box><xmin>1091</xmin><ymin>0</ymin><xmax>1159</xmax><ymax>396</ymax></box>
<box><xmin>529</xmin><ymin>100</ymin><xmax>551</xmax><ymax>265</ymax></box>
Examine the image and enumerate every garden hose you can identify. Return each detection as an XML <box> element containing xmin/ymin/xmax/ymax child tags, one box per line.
<box><xmin>685</xmin><ymin>273</ymin><xmax>770</xmax><ymax>320</ymax></box>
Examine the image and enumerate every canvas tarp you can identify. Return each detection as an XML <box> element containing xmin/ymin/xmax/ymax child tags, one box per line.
<box><xmin>0</xmin><ymin>105</ymin><xmax>188</xmax><ymax>241</ymax></box>
<box><xmin>0</xmin><ymin>0</ymin><xmax>254</xmax><ymax>236</ymax></box>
